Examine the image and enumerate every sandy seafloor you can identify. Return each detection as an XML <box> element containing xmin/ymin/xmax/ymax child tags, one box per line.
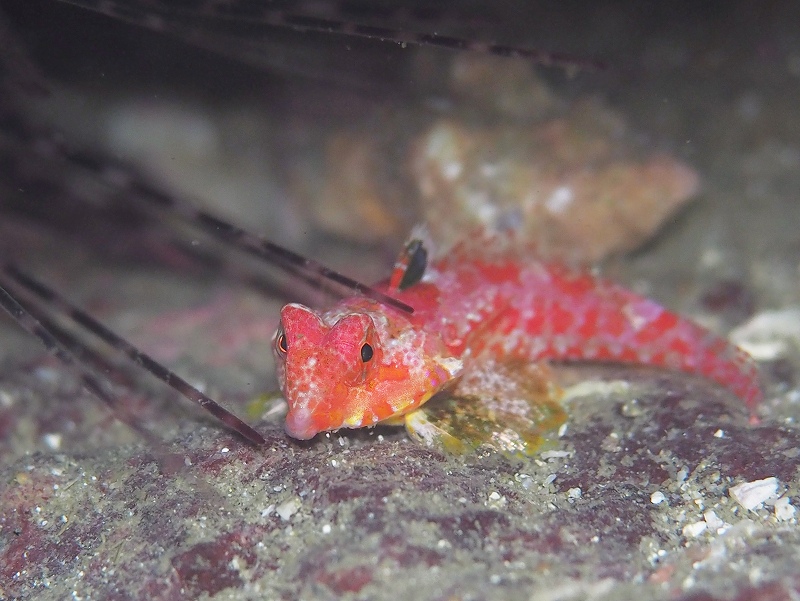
<box><xmin>1</xmin><ymin>2</ymin><xmax>800</xmax><ymax>600</ymax></box>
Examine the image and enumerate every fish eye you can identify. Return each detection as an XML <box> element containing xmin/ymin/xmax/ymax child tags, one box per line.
<box><xmin>360</xmin><ymin>343</ymin><xmax>373</xmax><ymax>363</ymax></box>
<box><xmin>276</xmin><ymin>329</ymin><xmax>288</xmax><ymax>355</ymax></box>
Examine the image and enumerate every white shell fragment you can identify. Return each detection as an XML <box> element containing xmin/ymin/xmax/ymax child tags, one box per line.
<box><xmin>729</xmin><ymin>307</ymin><xmax>800</xmax><ymax>360</ymax></box>
<box><xmin>541</xmin><ymin>450</ymin><xmax>571</xmax><ymax>460</ymax></box>
<box><xmin>774</xmin><ymin>497</ymin><xmax>797</xmax><ymax>521</ymax></box>
<box><xmin>729</xmin><ymin>477</ymin><xmax>780</xmax><ymax>511</ymax></box>
<box><xmin>275</xmin><ymin>497</ymin><xmax>302</xmax><ymax>521</ymax></box>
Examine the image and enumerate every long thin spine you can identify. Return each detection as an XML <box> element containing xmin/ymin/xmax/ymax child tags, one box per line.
<box><xmin>3</xmin><ymin>264</ymin><xmax>267</xmax><ymax>445</ymax></box>
<box><xmin>18</xmin><ymin>300</ymin><xmax>137</xmax><ymax>389</ymax></box>
<box><xmin>61</xmin><ymin>149</ymin><xmax>413</xmax><ymax>313</ymax></box>
<box><xmin>186</xmin><ymin>208</ymin><xmax>415</xmax><ymax>314</ymax></box>
<box><xmin>56</xmin><ymin>1</ymin><xmax>604</xmax><ymax>70</ymax></box>
<box><xmin>0</xmin><ymin>278</ymin><xmax>157</xmax><ymax>441</ymax></box>
<box><xmin>265</xmin><ymin>14</ymin><xmax>603</xmax><ymax>69</ymax></box>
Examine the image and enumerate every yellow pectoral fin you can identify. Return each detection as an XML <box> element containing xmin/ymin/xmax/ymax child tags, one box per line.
<box><xmin>377</xmin><ymin>388</ymin><xmax>438</xmax><ymax>427</ymax></box>
<box><xmin>378</xmin><ymin>415</ymin><xmax>407</xmax><ymax>427</ymax></box>
<box><xmin>404</xmin><ymin>409</ymin><xmax>471</xmax><ymax>454</ymax></box>
<box><xmin>402</xmin><ymin>359</ymin><xmax>567</xmax><ymax>457</ymax></box>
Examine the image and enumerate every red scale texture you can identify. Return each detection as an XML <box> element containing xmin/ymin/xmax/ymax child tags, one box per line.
<box><xmin>392</xmin><ymin>248</ymin><xmax>762</xmax><ymax>407</ymax></box>
<box><xmin>276</xmin><ymin>241</ymin><xmax>762</xmax><ymax>440</ymax></box>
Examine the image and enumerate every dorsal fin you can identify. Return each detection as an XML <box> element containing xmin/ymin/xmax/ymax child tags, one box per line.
<box><xmin>389</xmin><ymin>238</ymin><xmax>428</xmax><ymax>292</ymax></box>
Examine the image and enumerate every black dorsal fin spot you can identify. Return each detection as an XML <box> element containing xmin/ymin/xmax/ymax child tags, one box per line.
<box><xmin>398</xmin><ymin>239</ymin><xmax>428</xmax><ymax>291</ymax></box>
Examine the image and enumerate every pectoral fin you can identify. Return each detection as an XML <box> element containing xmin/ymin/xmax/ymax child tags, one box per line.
<box><xmin>404</xmin><ymin>358</ymin><xmax>566</xmax><ymax>457</ymax></box>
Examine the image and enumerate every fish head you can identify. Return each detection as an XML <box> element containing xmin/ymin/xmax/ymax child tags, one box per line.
<box><xmin>274</xmin><ymin>302</ymin><xmax>461</xmax><ymax>439</ymax></box>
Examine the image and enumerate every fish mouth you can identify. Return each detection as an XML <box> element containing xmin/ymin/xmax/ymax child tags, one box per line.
<box><xmin>284</xmin><ymin>408</ymin><xmax>320</xmax><ymax>440</ymax></box>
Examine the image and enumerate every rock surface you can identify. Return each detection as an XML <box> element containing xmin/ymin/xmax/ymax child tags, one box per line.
<box><xmin>2</xmin><ymin>2</ymin><xmax>800</xmax><ymax>601</ymax></box>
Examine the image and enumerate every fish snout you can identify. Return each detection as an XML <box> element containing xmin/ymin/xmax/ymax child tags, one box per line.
<box><xmin>284</xmin><ymin>407</ymin><xmax>320</xmax><ymax>440</ymax></box>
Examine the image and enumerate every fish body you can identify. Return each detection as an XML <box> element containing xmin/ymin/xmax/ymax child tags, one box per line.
<box><xmin>274</xmin><ymin>242</ymin><xmax>762</xmax><ymax>440</ymax></box>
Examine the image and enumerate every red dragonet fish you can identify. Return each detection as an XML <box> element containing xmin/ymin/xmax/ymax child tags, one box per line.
<box><xmin>273</xmin><ymin>236</ymin><xmax>762</xmax><ymax>445</ymax></box>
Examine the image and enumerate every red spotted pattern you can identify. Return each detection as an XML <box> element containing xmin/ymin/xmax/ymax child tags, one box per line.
<box><xmin>275</xmin><ymin>243</ymin><xmax>762</xmax><ymax>439</ymax></box>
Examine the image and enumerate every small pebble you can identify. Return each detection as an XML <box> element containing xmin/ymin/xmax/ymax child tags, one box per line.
<box><xmin>682</xmin><ymin>521</ymin><xmax>707</xmax><ymax>538</ymax></box>
<box><xmin>703</xmin><ymin>510</ymin><xmax>725</xmax><ymax>530</ymax></box>
<box><xmin>42</xmin><ymin>433</ymin><xmax>62</xmax><ymax>451</ymax></box>
<box><xmin>486</xmin><ymin>491</ymin><xmax>507</xmax><ymax>509</ymax></box>
<box><xmin>774</xmin><ymin>497</ymin><xmax>796</xmax><ymax>521</ymax></box>
<box><xmin>276</xmin><ymin>498</ymin><xmax>302</xmax><ymax>521</ymax></box>
<box><xmin>620</xmin><ymin>398</ymin><xmax>644</xmax><ymax>417</ymax></box>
